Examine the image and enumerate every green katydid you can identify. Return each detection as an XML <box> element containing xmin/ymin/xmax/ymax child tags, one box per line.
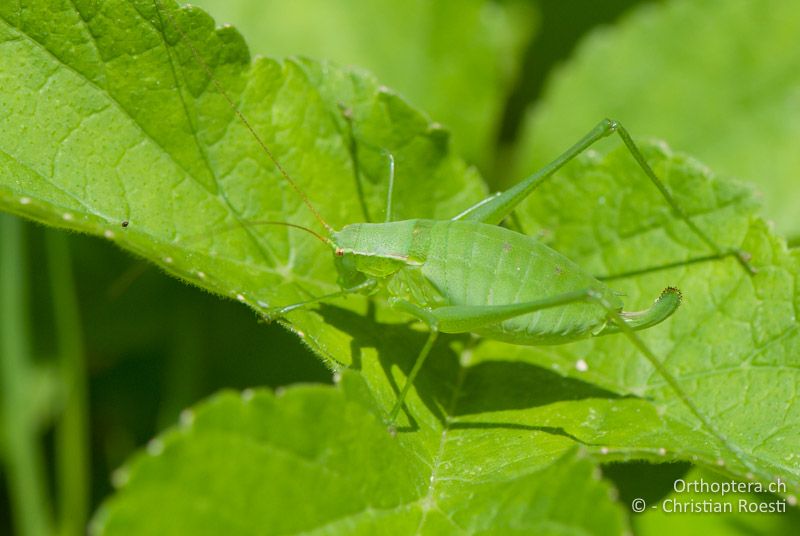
<box><xmin>155</xmin><ymin>1</ymin><xmax>758</xmax><ymax>472</ymax></box>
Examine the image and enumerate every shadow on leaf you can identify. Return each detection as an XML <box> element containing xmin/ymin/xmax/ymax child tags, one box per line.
<box><xmin>317</xmin><ymin>303</ymin><xmax>629</xmax><ymax>437</ymax></box>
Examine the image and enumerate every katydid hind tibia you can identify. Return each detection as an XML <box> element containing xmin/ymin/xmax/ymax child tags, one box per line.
<box><xmin>154</xmin><ymin>0</ymin><xmax>759</xmax><ymax>475</ymax></box>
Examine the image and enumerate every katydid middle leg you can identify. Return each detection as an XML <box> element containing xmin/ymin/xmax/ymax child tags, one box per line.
<box><xmin>386</xmin><ymin>299</ymin><xmax>440</xmax><ymax>424</ymax></box>
<box><xmin>455</xmin><ymin>119</ymin><xmax>755</xmax><ymax>274</ymax></box>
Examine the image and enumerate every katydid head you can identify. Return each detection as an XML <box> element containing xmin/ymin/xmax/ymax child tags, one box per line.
<box><xmin>332</xmin><ymin>221</ymin><xmax>424</xmax><ymax>280</ymax></box>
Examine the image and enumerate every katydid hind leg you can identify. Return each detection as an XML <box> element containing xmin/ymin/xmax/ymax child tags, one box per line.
<box><xmin>612</xmin><ymin>122</ymin><xmax>755</xmax><ymax>274</ymax></box>
<box><xmin>454</xmin><ymin>118</ymin><xmax>754</xmax><ymax>274</ymax></box>
<box><xmin>454</xmin><ymin>119</ymin><xmax>616</xmax><ymax>224</ymax></box>
<box><xmin>596</xmin><ymin>250</ymin><xmax>751</xmax><ymax>282</ymax></box>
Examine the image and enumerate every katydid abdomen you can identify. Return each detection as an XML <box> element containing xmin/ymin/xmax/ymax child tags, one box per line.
<box><xmin>425</xmin><ymin>220</ymin><xmax>624</xmax><ymax>344</ymax></box>
<box><xmin>335</xmin><ymin>219</ymin><xmax>625</xmax><ymax>344</ymax></box>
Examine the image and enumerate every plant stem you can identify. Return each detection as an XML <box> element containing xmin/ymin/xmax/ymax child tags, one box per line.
<box><xmin>0</xmin><ymin>214</ymin><xmax>53</xmax><ymax>535</ymax></box>
<box><xmin>45</xmin><ymin>231</ymin><xmax>89</xmax><ymax>536</ymax></box>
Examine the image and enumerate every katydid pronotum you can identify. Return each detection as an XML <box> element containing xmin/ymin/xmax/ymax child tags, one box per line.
<box><xmin>154</xmin><ymin>1</ymin><xmax>758</xmax><ymax>473</ymax></box>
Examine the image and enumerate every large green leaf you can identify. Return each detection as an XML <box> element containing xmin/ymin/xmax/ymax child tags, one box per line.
<box><xmin>189</xmin><ymin>0</ymin><xmax>536</xmax><ymax>171</ymax></box>
<box><xmin>513</xmin><ymin>0</ymin><xmax>800</xmax><ymax>237</ymax></box>
<box><xmin>0</xmin><ymin>0</ymin><xmax>486</xmax><ymax>369</ymax></box>
<box><xmin>2</xmin><ymin>0</ymin><xmax>799</xmax><ymax>531</ymax></box>
<box><xmin>92</xmin><ymin>376</ymin><xmax>628</xmax><ymax>535</ymax></box>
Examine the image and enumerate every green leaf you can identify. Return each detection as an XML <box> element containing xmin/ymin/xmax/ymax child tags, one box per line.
<box><xmin>188</xmin><ymin>0</ymin><xmax>536</xmax><ymax>171</ymax></box>
<box><xmin>92</xmin><ymin>376</ymin><xmax>627</xmax><ymax>535</ymax></box>
<box><xmin>0</xmin><ymin>0</ymin><xmax>486</xmax><ymax>371</ymax></box>
<box><xmin>3</xmin><ymin>0</ymin><xmax>800</xmax><ymax>530</ymax></box>
<box><xmin>512</xmin><ymin>0</ymin><xmax>800</xmax><ymax>237</ymax></box>
<box><xmin>486</xmin><ymin>140</ymin><xmax>800</xmax><ymax>488</ymax></box>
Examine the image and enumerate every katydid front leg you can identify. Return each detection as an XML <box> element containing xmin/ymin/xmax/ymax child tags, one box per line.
<box><xmin>264</xmin><ymin>279</ymin><xmax>377</xmax><ymax>319</ymax></box>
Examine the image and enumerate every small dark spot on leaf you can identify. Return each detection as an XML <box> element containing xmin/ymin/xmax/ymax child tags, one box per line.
<box><xmin>121</xmin><ymin>220</ymin><xmax>129</xmax><ymax>228</ymax></box>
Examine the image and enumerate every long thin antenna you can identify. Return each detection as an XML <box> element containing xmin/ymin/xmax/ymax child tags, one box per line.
<box><xmin>207</xmin><ymin>220</ymin><xmax>334</xmax><ymax>247</ymax></box>
<box><xmin>153</xmin><ymin>0</ymin><xmax>334</xmax><ymax>235</ymax></box>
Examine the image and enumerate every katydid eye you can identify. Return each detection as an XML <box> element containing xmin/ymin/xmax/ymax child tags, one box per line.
<box><xmin>335</xmin><ymin>248</ymin><xmax>344</xmax><ymax>257</ymax></box>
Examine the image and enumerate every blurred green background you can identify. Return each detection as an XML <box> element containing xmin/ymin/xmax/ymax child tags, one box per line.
<box><xmin>2</xmin><ymin>0</ymin><xmax>798</xmax><ymax>534</ymax></box>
